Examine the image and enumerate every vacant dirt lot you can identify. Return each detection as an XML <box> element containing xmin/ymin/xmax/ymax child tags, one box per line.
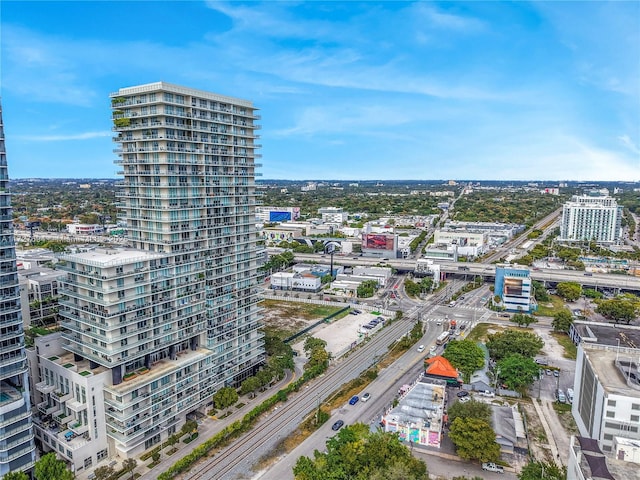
<box><xmin>261</xmin><ymin>299</ymin><xmax>346</xmax><ymax>338</ymax></box>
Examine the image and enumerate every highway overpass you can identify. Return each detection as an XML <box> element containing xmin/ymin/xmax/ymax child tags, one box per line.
<box><xmin>292</xmin><ymin>253</ymin><xmax>640</xmax><ymax>292</ymax></box>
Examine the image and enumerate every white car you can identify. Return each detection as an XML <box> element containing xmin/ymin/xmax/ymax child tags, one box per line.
<box><xmin>459</xmin><ymin>396</ymin><xmax>471</xmax><ymax>403</ymax></box>
<box><xmin>482</xmin><ymin>463</ymin><xmax>504</xmax><ymax>473</ymax></box>
<box><xmin>417</xmin><ymin>345</ymin><xmax>425</xmax><ymax>353</ymax></box>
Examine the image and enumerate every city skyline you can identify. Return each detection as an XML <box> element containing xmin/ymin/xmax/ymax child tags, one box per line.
<box><xmin>1</xmin><ymin>1</ymin><xmax>639</xmax><ymax>181</ymax></box>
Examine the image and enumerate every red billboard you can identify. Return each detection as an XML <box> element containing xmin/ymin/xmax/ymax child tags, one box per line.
<box><xmin>362</xmin><ymin>234</ymin><xmax>395</xmax><ymax>251</ymax></box>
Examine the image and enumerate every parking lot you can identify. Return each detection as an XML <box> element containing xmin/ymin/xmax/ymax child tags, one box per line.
<box><xmin>529</xmin><ymin>326</ymin><xmax>577</xmax><ymax>402</ymax></box>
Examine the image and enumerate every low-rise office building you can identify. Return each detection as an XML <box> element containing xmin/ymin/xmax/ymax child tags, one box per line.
<box><xmin>270</xmin><ymin>272</ymin><xmax>322</xmax><ymax>292</ymax></box>
<box><xmin>494</xmin><ymin>265</ymin><xmax>533</xmax><ymax>313</ymax></box>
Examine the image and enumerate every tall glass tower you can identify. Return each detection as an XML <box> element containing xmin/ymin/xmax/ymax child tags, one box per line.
<box><xmin>57</xmin><ymin>83</ymin><xmax>265</xmax><ymax>457</ymax></box>
<box><xmin>0</xmin><ymin>101</ymin><xmax>37</xmax><ymax>475</ymax></box>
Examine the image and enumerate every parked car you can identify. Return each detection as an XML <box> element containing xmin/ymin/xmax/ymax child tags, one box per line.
<box><xmin>478</xmin><ymin>390</ymin><xmax>495</xmax><ymax>397</ymax></box>
<box><xmin>349</xmin><ymin>395</ymin><xmax>359</xmax><ymax>405</ymax></box>
<box><xmin>482</xmin><ymin>462</ymin><xmax>504</xmax><ymax>473</ymax></box>
<box><xmin>546</xmin><ymin>369</ymin><xmax>552</xmax><ymax>376</ymax></box>
<box><xmin>456</xmin><ymin>391</ymin><xmax>469</xmax><ymax>398</ymax></box>
<box><xmin>332</xmin><ymin>420</ymin><xmax>345</xmax><ymax>431</ymax></box>
<box><xmin>459</xmin><ymin>396</ymin><xmax>471</xmax><ymax>403</ymax></box>
<box><xmin>361</xmin><ymin>392</ymin><xmax>371</xmax><ymax>402</ymax></box>
<box><xmin>417</xmin><ymin>345</ymin><xmax>425</xmax><ymax>353</ymax></box>
<box><xmin>553</xmin><ymin>370</ymin><xmax>560</xmax><ymax>377</ymax></box>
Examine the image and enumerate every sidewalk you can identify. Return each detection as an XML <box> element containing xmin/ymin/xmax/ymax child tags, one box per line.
<box><xmin>531</xmin><ymin>398</ymin><xmax>563</xmax><ymax>467</ymax></box>
<box><xmin>133</xmin><ymin>367</ymin><xmax>298</xmax><ymax>480</ymax></box>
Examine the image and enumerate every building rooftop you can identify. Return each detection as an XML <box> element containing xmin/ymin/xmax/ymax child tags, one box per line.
<box><xmin>582</xmin><ymin>344</ymin><xmax>640</xmax><ymax>396</ymax></box>
<box><xmin>385</xmin><ymin>377</ymin><xmax>446</xmax><ymax>429</ymax></box>
<box><xmin>574</xmin><ymin>436</ymin><xmax>637</xmax><ymax>480</ymax></box>
<box><xmin>573</xmin><ymin>321</ymin><xmax>640</xmax><ymax>348</ymax></box>
<box><xmin>58</xmin><ymin>247</ymin><xmax>166</xmax><ymax>267</ymax></box>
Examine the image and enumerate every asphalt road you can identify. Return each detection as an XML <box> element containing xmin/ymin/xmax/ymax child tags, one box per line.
<box><xmin>256</xmin><ymin>322</ymin><xmax>442</xmax><ymax>480</ymax></box>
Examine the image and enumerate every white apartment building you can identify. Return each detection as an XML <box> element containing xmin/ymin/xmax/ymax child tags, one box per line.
<box><xmin>28</xmin><ymin>333</ymin><xmax>110</xmax><ymax>475</ymax></box>
<box><xmin>572</xmin><ymin>343</ymin><xmax>640</xmax><ymax>454</ymax></box>
<box><xmin>54</xmin><ymin>82</ymin><xmax>265</xmax><ymax>459</ymax></box>
<box><xmin>560</xmin><ymin>192</ymin><xmax>622</xmax><ymax>245</ymax></box>
<box><xmin>318</xmin><ymin>207</ymin><xmax>348</xmax><ymax>224</ymax></box>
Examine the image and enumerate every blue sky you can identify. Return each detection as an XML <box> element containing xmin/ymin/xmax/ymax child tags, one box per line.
<box><xmin>1</xmin><ymin>1</ymin><xmax>639</xmax><ymax>181</ymax></box>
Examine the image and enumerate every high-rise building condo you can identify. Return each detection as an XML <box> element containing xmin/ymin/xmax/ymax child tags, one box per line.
<box><xmin>559</xmin><ymin>190</ymin><xmax>622</xmax><ymax>245</ymax></box>
<box><xmin>56</xmin><ymin>82</ymin><xmax>265</xmax><ymax>458</ymax></box>
<box><xmin>0</xmin><ymin>101</ymin><xmax>37</xmax><ymax>475</ymax></box>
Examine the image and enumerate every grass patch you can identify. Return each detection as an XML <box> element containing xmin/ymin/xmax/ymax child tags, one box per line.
<box><xmin>236</xmin><ymin>402</ymin><xmax>245</xmax><ymax>409</ymax></box>
<box><xmin>550</xmin><ymin>332</ymin><xmax>577</xmax><ymax>360</ymax></box>
<box><xmin>261</xmin><ymin>299</ymin><xmax>344</xmax><ymax>320</ymax></box>
<box><xmin>183</xmin><ymin>432</ymin><xmax>199</xmax><ymax>444</ymax></box>
<box><xmin>553</xmin><ymin>402</ymin><xmax>572</xmax><ymax>414</ymax></box>
<box><xmin>166</xmin><ymin>447</ymin><xmax>178</xmax><ymax>455</ymax></box>
<box><xmin>534</xmin><ymin>295</ymin><xmax>566</xmax><ymax>317</ymax></box>
<box><xmin>466</xmin><ymin>322</ymin><xmax>504</xmax><ymax>343</ymax></box>
<box><xmin>553</xmin><ymin>402</ymin><xmax>579</xmax><ymax>435</ymax></box>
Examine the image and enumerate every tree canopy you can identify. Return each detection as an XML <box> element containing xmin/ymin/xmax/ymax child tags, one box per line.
<box><xmin>497</xmin><ymin>354</ymin><xmax>540</xmax><ymax>391</ymax></box>
<box><xmin>510</xmin><ymin>313</ymin><xmax>538</xmax><ymax>328</ymax></box>
<box><xmin>556</xmin><ymin>282</ymin><xmax>582</xmax><ymax>301</ymax></box>
<box><xmin>2</xmin><ymin>472</ymin><xmax>29</xmax><ymax>480</ymax></box>
<box><xmin>442</xmin><ymin>340</ymin><xmax>485</xmax><ymax>384</ymax></box>
<box><xmin>357</xmin><ymin>280</ymin><xmax>379</xmax><ymax>298</ymax></box>
<box><xmin>293</xmin><ymin>423</ymin><xmax>428</xmax><ymax>480</ymax></box>
<box><xmin>34</xmin><ymin>453</ymin><xmax>74</xmax><ymax>480</ymax></box>
<box><xmin>595</xmin><ymin>295</ymin><xmax>640</xmax><ymax>324</ymax></box>
<box><xmin>518</xmin><ymin>459</ymin><xmax>566</xmax><ymax>480</ymax></box>
<box><xmin>552</xmin><ymin>310</ymin><xmax>574</xmax><ymax>333</ymax></box>
<box><xmin>486</xmin><ymin>329</ymin><xmax>544</xmax><ymax>361</ymax></box>
<box><xmin>212</xmin><ymin>386</ymin><xmax>238</xmax><ymax>410</ymax></box>
<box><xmin>448</xmin><ymin>417</ymin><xmax>500</xmax><ymax>463</ymax></box>
<box><xmin>448</xmin><ymin>399</ymin><xmax>491</xmax><ymax>425</ymax></box>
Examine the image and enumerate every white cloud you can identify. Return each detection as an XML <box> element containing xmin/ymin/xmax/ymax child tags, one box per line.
<box><xmin>16</xmin><ymin>131</ymin><xmax>112</xmax><ymax>142</ymax></box>
<box><xmin>618</xmin><ymin>135</ymin><xmax>640</xmax><ymax>156</ymax></box>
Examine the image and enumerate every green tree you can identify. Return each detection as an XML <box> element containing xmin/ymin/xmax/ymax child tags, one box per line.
<box><xmin>486</xmin><ymin>329</ymin><xmax>544</xmax><ymax>361</ymax></box>
<box><xmin>93</xmin><ymin>465</ymin><xmax>115</xmax><ymax>480</ymax></box>
<box><xmin>518</xmin><ymin>459</ymin><xmax>566</xmax><ymax>480</ymax></box>
<box><xmin>404</xmin><ymin>279</ymin><xmax>421</xmax><ymax>297</ymax></box>
<box><xmin>448</xmin><ymin>417</ymin><xmax>500</xmax><ymax>463</ymax></box>
<box><xmin>304</xmin><ymin>336</ymin><xmax>330</xmax><ymax>371</ymax></box>
<box><xmin>442</xmin><ymin>340</ymin><xmax>485</xmax><ymax>383</ymax></box>
<box><xmin>552</xmin><ymin>310</ymin><xmax>574</xmax><ymax>332</ymax></box>
<box><xmin>34</xmin><ymin>453</ymin><xmax>74</xmax><ymax>480</ymax></box>
<box><xmin>448</xmin><ymin>399</ymin><xmax>491</xmax><ymax>425</ymax></box>
<box><xmin>531</xmin><ymin>281</ymin><xmax>550</xmax><ymax>302</ymax></box>
<box><xmin>511</xmin><ymin>313</ymin><xmax>538</xmax><ymax>328</ymax></box>
<box><xmin>497</xmin><ymin>354</ymin><xmax>540</xmax><ymax>391</ymax></box>
<box><xmin>357</xmin><ymin>280</ymin><xmax>378</xmax><ymax>298</ymax></box>
<box><xmin>556</xmin><ymin>282</ymin><xmax>582</xmax><ymax>301</ymax></box>
<box><xmin>420</xmin><ymin>277</ymin><xmax>434</xmax><ymax>292</ymax></box>
<box><xmin>212</xmin><ymin>386</ymin><xmax>239</xmax><ymax>410</ymax></box>
<box><xmin>3</xmin><ymin>472</ymin><xmax>30</xmax><ymax>480</ymax></box>
<box><xmin>596</xmin><ymin>296</ymin><xmax>640</xmax><ymax>324</ymax></box>
<box><xmin>583</xmin><ymin>288</ymin><xmax>603</xmax><ymax>299</ymax></box>
<box><xmin>240</xmin><ymin>376</ymin><xmax>262</xmax><ymax>397</ymax></box>
<box><xmin>122</xmin><ymin>458</ymin><xmax>137</xmax><ymax>480</ymax></box>
<box><xmin>293</xmin><ymin>423</ymin><xmax>428</xmax><ymax>480</ymax></box>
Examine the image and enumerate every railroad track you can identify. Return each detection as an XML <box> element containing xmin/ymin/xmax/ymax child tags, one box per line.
<box><xmin>182</xmin><ymin>292</ymin><xmax>452</xmax><ymax>479</ymax></box>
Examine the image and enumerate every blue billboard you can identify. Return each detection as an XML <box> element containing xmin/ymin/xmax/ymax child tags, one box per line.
<box><xmin>269</xmin><ymin>211</ymin><xmax>292</xmax><ymax>222</ymax></box>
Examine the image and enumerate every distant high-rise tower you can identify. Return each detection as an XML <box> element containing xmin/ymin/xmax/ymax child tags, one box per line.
<box><xmin>0</xmin><ymin>101</ymin><xmax>37</xmax><ymax>475</ymax></box>
<box><xmin>559</xmin><ymin>190</ymin><xmax>622</xmax><ymax>245</ymax></box>
<box><xmin>56</xmin><ymin>83</ymin><xmax>265</xmax><ymax>458</ymax></box>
